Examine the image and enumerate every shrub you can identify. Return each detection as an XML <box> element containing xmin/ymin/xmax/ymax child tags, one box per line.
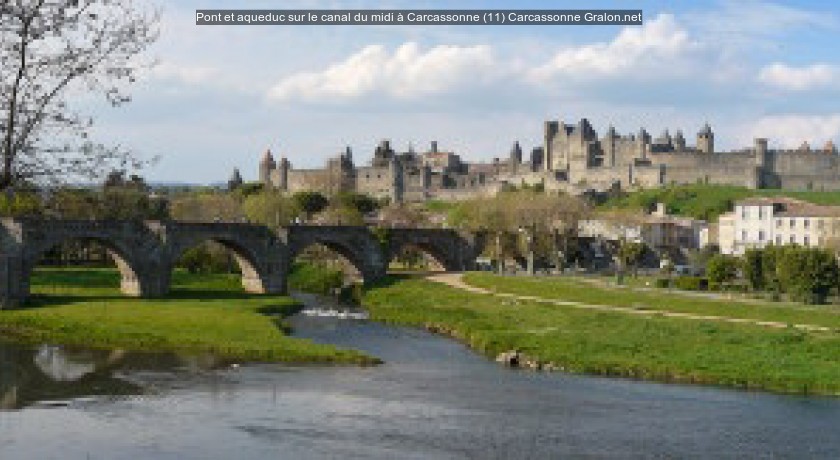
<box><xmin>654</xmin><ymin>278</ymin><xmax>670</xmax><ymax>288</ymax></box>
<box><xmin>674</xmin><ymin>276</ymin><xmax>708</xmax><ymax>291</ymax></box>
<box><xmin>706</xmin><ymin>254</ymin><xmax>739</xmax><ymax>284</ymax></box>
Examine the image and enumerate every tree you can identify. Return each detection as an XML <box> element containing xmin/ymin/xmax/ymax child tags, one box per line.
<box><xmin>1</xmin><ymin>1</ymin><xmax>159</xmax><ymax>189</ymax></box>
<box><xmin>292</xmin><ymin>191</ymin><xmax>328</xmax><ymax>220</ymax></box>
<box><xmin>706</xmin><ymin>254</ymin><xmax>739</xmax><ymax>286</ymax></box>
<box><xmin>777</xmin><ymin>246</ymin><xmax>839</xmax><ymax>304</ymax></box>
<box><xmin>332</xmin><ymin>192</ymin><xmax>379</xmax><ymax>215</ymax></box>
<box><xmin>618</xmin><ymin>241</ymin><xmax>646</xmax><ymax>277</ymax></box>
<box><xmin>742</xmin><ymin>248</ymin><xmax>764</xmax><ymax>291</ymax></box>
<box><xmin>242</xmin><ymin>191</ymin><xmax>297</xmax><ymax>226</ymax></box>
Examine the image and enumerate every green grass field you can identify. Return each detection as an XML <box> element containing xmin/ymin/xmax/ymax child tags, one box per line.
<box><xmin>0</xmin><ymin>268</ymin><xmax>374</xmax><ymax>364</ymax></box>
<box><xmin>464</xmin><ymin>273</ymin><xmax>840</xmax><ymax>329</ymax></box>
<box><xmin>600</xmin><ymin>183</ymin><xmax>840</xmax><ymax>221</ymax></box>
<box><xmin>363</xmin><ymin>275</ymin><xmax>840</xmax><ymax>395</ymax></box>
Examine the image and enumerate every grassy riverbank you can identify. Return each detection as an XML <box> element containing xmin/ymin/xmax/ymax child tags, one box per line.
<box><xmin>0</xmin><ymin>268</ymin><xmax>374</xmax><ymax>364</ymax></box>
<box><xmin>464</xmin><ymin>273</ymin><xmax>840</xmax><ymax>330</ymax></box>
<box><xmin>362</xmin><ymin>275</ymin><xmax>840</xmax><ymax>395</ymax></box>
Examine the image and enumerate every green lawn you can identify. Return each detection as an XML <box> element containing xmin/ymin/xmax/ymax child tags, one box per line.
<box><xmin>464</xmin><ymin>273</ymin><xmax>840</xmax><ymax>330</ymax></box>
<box><xmin>600</xmin><ymin>183</ymin><xmax>840</xmax><ymax>221</ymax></box>
<box><xmin>363</xmin><ymin>276</ymin><xmax>840</xmax><ymax>395</ymax></box>
<box><xmin>0</xmin><ymin>268</ymin><xmax>374</xmax><ymax>364</ymax></box>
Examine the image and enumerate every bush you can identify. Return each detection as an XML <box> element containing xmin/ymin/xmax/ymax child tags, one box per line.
<box><xmin>288</xmin><ymin>262</ymin><xmax>345</xmax><ymax>295</ymax></box>
<box><xmin>654</xmin><ymin>278</ymin><xmax>670</xmax><ymax>288</ymax></box>
<box><xmin>673</xmin><ymin>276</ymin><xmax>708</xmax><ymax>291</ymax></box>
<box><xmin>706</xmin><ymin>254</ymin><xmax>739</xmax><ymax>284</ymax></box>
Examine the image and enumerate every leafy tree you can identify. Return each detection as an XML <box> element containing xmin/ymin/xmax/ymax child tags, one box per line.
<box><xmin>742</xmin><ymin>248</ymin><xmax>764</xmax><ymax>291</ymax></box>
<box><xmin>170</xmin><ymin>191</ymin><xmax>244</xmax><ymax>222</ymax></box>
<box><xmin>1</xmin><ymin>1</ymin><xmax>159</xmax><ymax>189</ymax></box>
<box><xmin>292</xmin><ymin>191</ymin><xmax>328</xmax><ymax>219</ymax></box>
<box><xmin>706</xmin><ymin>254</ymin><xmax>739</xmax><ymax>285</ymax></box>
<box><xmin>242</xmin><ymin>191</ymin><xmax>298</xmax><ymax>226</ymax></box>
<box><xmin>777</xmin><ymin>246</ymin><xmax>839</xmax><ymax>304</ymax></box>
<box><xmin>618</xmin><ymin>241</ymin><xmax>646</xmax><ymax>277</ymax></box>
<box><xmin>332</xmin><ymin>192</ymin><xmax>379</xmax><ymax>215</ymax></box>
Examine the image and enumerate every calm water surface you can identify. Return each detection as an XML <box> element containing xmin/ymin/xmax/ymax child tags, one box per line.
<box><xmin>1</xmin><ymin>294</ymin><xmax>839</xmax><ymax>459</ymax></box>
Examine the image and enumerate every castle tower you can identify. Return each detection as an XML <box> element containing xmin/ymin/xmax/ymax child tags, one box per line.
<box><xmin>637</xmin><ymin>128</ymin><xmax>649</xmax><ymax>159</ymax></box>
<box><xmin>603</xmin><ymin>125</ymin><xmax>617</xmax><ymax>167</ymax></box>
<box><xmin>754</xmin><ymin>138</ymin><xmax>768</xmax><ymax>166</ymax></box>
<box><xmin>509</xmin><ymin>141</ymin><xmax>522</xmax><ymax>174</ymax></box>
<box><xmin>543</xmin><ymin>120</ymin><xmax>559</xmax><ymax>171</ymax></box>
<box><xmin>673</xmin><ymin>130</ymin><xmax>686</xmax><ymax>151</ymax></box>
<box><xmin>259</xmin><ymin>149</ymin><xmax>276</xmax><ymax>187</ymax></box>
<box><xmin>697</xmin><ymin>123</ymin><xmax>714</xmax><ymax>154</ymax></box>
<box><xmin>228</xmin><ymin>168</ymin><xmax>243</xmax><ymax>191</ymax></box>
<box><xmin>277</xmin><ymin>156</ymin><xmax>290</xmax><ymax>191</ymax></box>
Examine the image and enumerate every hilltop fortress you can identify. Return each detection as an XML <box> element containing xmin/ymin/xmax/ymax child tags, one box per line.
<box><xmin>259</xmin><ymin>118</ymin><xmax>840</xmax><ymax>201</ymax></box>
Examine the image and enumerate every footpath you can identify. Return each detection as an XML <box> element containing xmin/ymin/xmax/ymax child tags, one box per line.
<box><xmin>426</xmin><ymin>273</ymin><xmax>835</xmax><ymax>334</ymax></box>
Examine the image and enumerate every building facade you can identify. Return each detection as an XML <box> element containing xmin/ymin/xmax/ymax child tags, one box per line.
<box><xmin>717</xmin><ymin>197</ymin><xmax>840</xmax><ymax>255</ymax></box>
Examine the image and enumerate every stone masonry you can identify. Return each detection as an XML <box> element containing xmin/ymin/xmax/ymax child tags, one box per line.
<box><xmin>0</xmin><ymin>218</ymin><xmax>483</xmax><ymax>307</ymax></box>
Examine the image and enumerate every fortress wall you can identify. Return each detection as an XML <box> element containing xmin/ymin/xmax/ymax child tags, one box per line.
<box><xmin>355</xmin><ymin>166</ymin><xmax>394</xmax><ymax>199</ymax></box>
<box><xmin>286</xmin><ymin>169</ymin><xmax>332</xmax><ymax>193</ymax></box>
<box><xmin>646</xmin><ymin>152</ymin><xmax>758</xmax><ymax>188</ymax></box>
<box><xmin>770</xmin><ymin>152</ymin><xmax>840</xmax><ymax>190</ymax></box>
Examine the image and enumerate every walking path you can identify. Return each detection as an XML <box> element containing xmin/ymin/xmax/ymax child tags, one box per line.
<box><xmin>426</xmin><ymin>273</ymin><xmax>835</xmax><ymax>334</ymax></box>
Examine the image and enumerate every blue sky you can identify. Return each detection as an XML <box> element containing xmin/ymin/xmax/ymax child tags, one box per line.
<box><xmin>85</xmin><ymin>0</ymin><xmax>840</xmax><ymax>183</ymax></box>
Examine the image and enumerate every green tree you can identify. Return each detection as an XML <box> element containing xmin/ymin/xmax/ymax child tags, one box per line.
<box><xmin>706</xmin><ymin>254</ymin><xmax>739</xmax><ymax>285</ymax></box>
<box><xmin>618</xmin><ymin>241</ymin><xmax>646</xmax><ymax>277</ymax></box>
<box><xmin>777</xmin><ymin>246</ymin><xmax>839</xmax><ymax>304</ymax></box>
<box><xmin>293</xmin><ymin>191</ymin><xmax>328</xmax><ymax>219</ymax></box>
<box><xmin>242</xmin><ymin>191</ymin><xmax>298</xmax><ymax>226</ymax></box>
<box><xmin>742</xmin><ymin>248</ymin><xmax>764</xmax><ymax>291</ymax></box>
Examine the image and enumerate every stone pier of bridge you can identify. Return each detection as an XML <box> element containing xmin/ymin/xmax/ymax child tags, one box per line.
<box><xmin>0</xmin><ymin>219</ymin><xmax>484</xmax><ymax>307</ymax></box>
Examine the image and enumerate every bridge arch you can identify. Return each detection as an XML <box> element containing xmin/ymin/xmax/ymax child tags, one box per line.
<box><xmin>284</xmin><ymin>226</ymin><xmax>387</xmax><ymax>286</ymax></box>
<box><xmin>17</xmin><ymin>221</ymin><xmax>165</xmax><ymax>298</ymax></box>
<box><xmin>162</xmin><ymin>223</ymin><xmax>285</xmax><ymax>294</ymax></box>
<box><xmin>384</xmin><ymin>228</ymin><xmax>476</xmax><ymax>272</ymax></box>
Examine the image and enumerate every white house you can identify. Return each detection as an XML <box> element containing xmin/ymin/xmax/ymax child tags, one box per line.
<box><xmin>717</xmin><ymin>197</ymin><xmax>840</xmax><ymax>255</ymax></box>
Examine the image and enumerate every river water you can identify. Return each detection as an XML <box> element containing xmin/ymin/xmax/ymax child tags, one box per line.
<box><xmin>1</xmin><ymin>295</ymin><xmax>839</xmax><ymax>459</ymax></box>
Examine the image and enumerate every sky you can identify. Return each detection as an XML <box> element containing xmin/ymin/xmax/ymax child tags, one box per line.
<box><xmin>83</xmin><ymin>0</ymin><xmax>840</xmax><ymax>183</ymax></box>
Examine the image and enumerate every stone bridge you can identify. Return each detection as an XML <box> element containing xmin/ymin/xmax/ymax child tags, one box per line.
<box><xmin>0</xmin><ymin>218</ymin><xmax>485</xmax><ymax>307</ymax></box>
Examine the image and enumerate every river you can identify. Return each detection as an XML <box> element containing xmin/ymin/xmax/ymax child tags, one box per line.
<box><xmin>1</xmin><ymin>294</ymin><xmax>839</xmax><ymax>459</ymax></box>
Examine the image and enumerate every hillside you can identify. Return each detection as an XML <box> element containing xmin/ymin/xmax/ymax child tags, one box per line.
<box><xmin>599</xmin><ymin>184</ymin><xmax>840</xmax><ymax>222</ymax></box>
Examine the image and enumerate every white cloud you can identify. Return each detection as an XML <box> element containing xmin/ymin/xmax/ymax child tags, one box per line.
<box><xmin>529</xmin><ymin>14</ymin><xmax>699</xmax><ymax>82</ymax></box>
<box><xmin>758</xmin><ymin>63</ymin><xmax>839</xmax><ymax>91</ymax></box>
<box><xmin>746</xmin><ymin>114</ymin><xmax>840</xmax><ymax>148</ymax></box>
<box><xmin>266</xmin><ymin>42</ymin><xmax>497</xmax><ymax>103</ymax></box>
<box><xmin>146</xmin><ymin>62</ymin><xmax>218</xmax><ymax>85</ymax></box>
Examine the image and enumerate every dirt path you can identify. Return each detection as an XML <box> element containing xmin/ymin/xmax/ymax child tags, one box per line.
<box><xmin>426</xmin><ymin>273</ymin><xmax>834</xmax><ymax>334</ymax></box>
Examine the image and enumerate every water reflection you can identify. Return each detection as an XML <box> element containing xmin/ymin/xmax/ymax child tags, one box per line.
<box><xmin>0</xmin><ymin>341</ymin><xmax>226</xmax><ymax>410</ymax></box>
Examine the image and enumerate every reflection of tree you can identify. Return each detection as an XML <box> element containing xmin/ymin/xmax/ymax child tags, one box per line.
<box><xmin>0</xmin><ymin>342</ymin><xmax>221</xmax><ymax>411</ymax></box>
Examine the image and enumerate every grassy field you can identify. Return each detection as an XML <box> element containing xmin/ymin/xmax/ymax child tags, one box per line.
<box><xmin>464</xmin><ymin>273</ymin><xmax>840</xmax><ymax>329</ymax></box>
<box><xmin>600</xmin><ymin>183</ymin><xmax>840</xmax><ymax>221</ymax></box>
<box><xmin>0</xmin><ymin>268</ymin><xmax>374</xmax><ymax>364</ymax></box>
<box><xmin>362</xmin><ymin>275</ymin><xmax>840</xmax><ymax>395</ymax></box>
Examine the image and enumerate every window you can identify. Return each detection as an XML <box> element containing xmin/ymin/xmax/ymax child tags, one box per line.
<box><xmin>775</xmin><ymin>235</ymin><xmax>782</xmax><ymax>245</ymax></box>
<box><xmin>759</xmin><ymin>230</ymin><xmax>765</xmax><ymax>241</ymax></box>
<box><xmin>804</xmin><ymin>236</ymin><xmax>810</xmax><ymax>246</ymax></box>
<box><xmin>804</xmin><ymin>219</ymin><xmax>810</xmax><ymax>229</ymax></box>
<box><xmin>790</xmin><ymin>235</ymin><xmax>795</xmax><ymax>244</ymax></box>
<box><xmin>818</xmin><ymin>219</ymin><xmax>825</xmax><ymax>229</ymax></box>
<box><xmin>741</xmin><ymin>230</ymin><xmax>747</xmax><ymax>241</ymax></box>
<box><xmin>790</xmin><ymin>219</ymin><xmax>795</xmax><ymax>228</ymax></box>
<box><xmin>759</xmin><ymin>207</ymin><xmax>764</xmax><ymax>219</ymax></box>
<box><xmin>776</xmin><ymin>219</ymin><xmax>782</xmax><ymax>228</ymax></box>
<box><xmin>741</xmin><ymin>206</ymin><xmax>746</xmax><ymax>219</ymax></box>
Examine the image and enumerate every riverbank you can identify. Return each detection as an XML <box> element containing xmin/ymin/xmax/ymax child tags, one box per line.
<box><xmin>362</xmin><ymin>275</ymin><xmax>840</xmax><ymax>395</ymax></box>
<box><xmin>0</xmin><ymin>268</ymin><xmax>375</xmax><ymax>364</ymax></box>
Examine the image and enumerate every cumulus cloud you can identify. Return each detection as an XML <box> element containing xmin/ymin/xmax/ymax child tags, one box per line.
<box><xmin>758</xmin><ymin>63</ymin><xmax>839</xmax><ymax>91</ymax></box>
<box><xmin>746</xmin><ymin>114</ymin><xmax>840</xmax><ymax>148</ymax></box>
<box><xmin>529</xmin><ymin>14</ymin><xmax>699</xmax><ymax>82</ymax></box>
<box><xmin>266</xmin><ymin>42</ymin><xmax>497</xmax><ymax>103</ymax></box>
